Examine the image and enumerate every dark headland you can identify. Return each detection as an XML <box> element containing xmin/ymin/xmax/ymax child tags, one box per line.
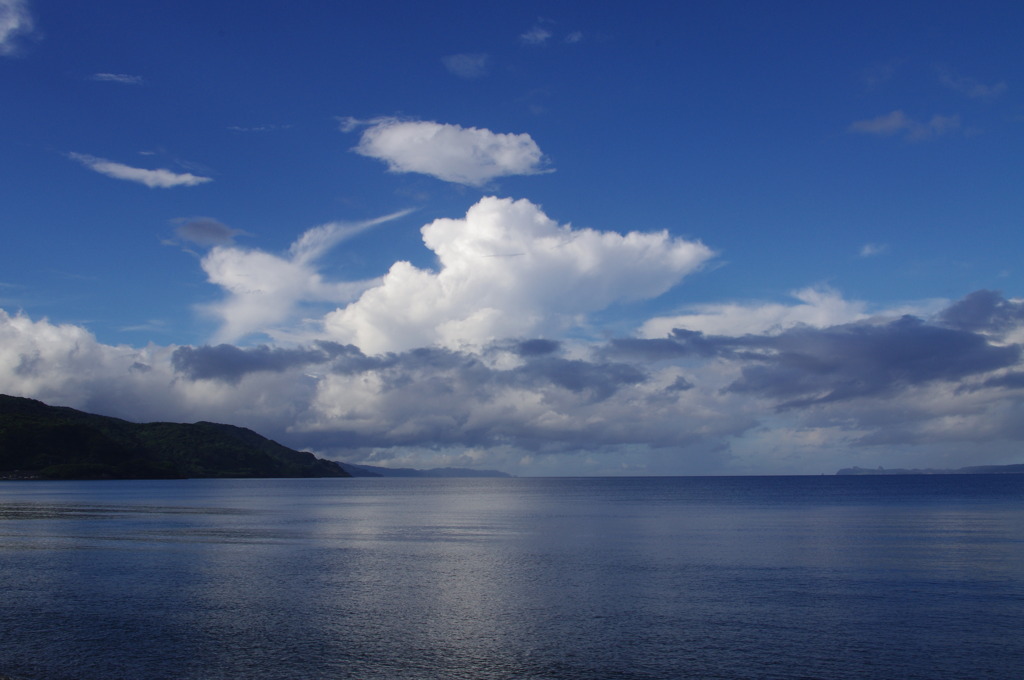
<box><xmin>0</xmin><ymin>391</ymin><xmax>512</xmax><ymax>481</ymax></box>
<box><xmin>0</xmin><ymin>394</ymin><xmax>348</xmax><ymax>479</ymax></box>
<box><xmin>0</xmin><ymin>394</ymin><xmax>508</xmax><ymax>480</ymax></box>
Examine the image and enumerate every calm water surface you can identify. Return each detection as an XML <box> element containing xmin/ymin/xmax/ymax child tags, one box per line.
<box><xmin>1</xmin><ymin>476</ymin><xmax>1022</xmax><ymax>680</ymax></box>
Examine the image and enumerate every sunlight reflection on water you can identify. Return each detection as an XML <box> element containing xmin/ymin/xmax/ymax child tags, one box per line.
<box><xmin>1</xmin><ymin>476</ymin><xmax>1022</xmax><ymax>680</ymax></box>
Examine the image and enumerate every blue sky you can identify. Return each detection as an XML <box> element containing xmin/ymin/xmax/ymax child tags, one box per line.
<box><xmin>2</xmin><ymin>0</ymin><xmax>1023</xmax><ymax>475</ymax></box>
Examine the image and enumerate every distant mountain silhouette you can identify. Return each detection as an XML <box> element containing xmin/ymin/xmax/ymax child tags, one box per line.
<box><xmin>837</xmin><ymin>464</ymin><xmax>1024</xmax><ymax>475</ymax></box>
<box><xmin>0</xmin><ymin>394</ymin><xmax>348</xmax><ymax>480</ymax></box>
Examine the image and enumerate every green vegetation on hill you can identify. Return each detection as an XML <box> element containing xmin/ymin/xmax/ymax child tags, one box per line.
<box><xmin>0</xmin><ymin>394</ymin><xmax>349</xmax><ymax>480</ymax></box>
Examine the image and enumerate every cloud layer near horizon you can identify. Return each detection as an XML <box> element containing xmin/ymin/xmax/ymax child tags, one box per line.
<box><xmin>4</xmin><ymin>288</ymin><xmax>1023</xmax><ymax>476</ymax></box>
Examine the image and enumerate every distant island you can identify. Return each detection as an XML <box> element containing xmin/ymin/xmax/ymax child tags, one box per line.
<box><xmin>0</xmin><ymin>395</ymin><xmax>508</xmax><ymax>480</ymax></box>
<box><xmin>837</xmin><ymin>464</ymin><xmax>1024</xmax><ymax>476</ymax></box>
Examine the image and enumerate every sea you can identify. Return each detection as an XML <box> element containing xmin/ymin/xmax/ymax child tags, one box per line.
<box><xmin>1</xmin><ymin>475</ymin><xmax>1022</xmax><ymax>680</ymax></box>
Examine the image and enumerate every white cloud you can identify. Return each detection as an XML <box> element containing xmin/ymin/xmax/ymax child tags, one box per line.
<box><xmin>201</xmin><ymin>210</ymin><xmax>411</xmax><ymax>344</ymax></box>
<box><xmin>0</xmin><ymin>0</ymin><xmax>33</xmax><ymax>56</ymax></box>
<box><xmin>348</xmin><ymin>118</ymin><xmax>550</xmax><ymax>186</ymax></box>
<box><xmin>0</xmin><ymin>309</ymin><xmax>325</xmax><ymax>433</ymax></box>
<box><xmin>520</xmin><ymin>25</ymin><xmax>552</xmax><ymax>45</ymax></box>
<box><xmin>69</xmin><ymin>153</ymin><xmax>212</xmax><ymax>188</ymax></box>
<box><xmin>0</xmin><ymin>309</ymin><xmax>176</xmax><ymax>419</ymax></box>
<box><xmin>0</xmin><ymin>306</ymin><xmax>755</xmax><ymax>474</ymax></box>
<box><xmin>4</xmin><ymin>290</ymin><xmax>1024</xmax><ymax>476</ymax></box>
<box><xmin>859</xmin><ymin>243</ymin><xmax>888</xmax><ymax>257</ymax></box>
<box><xmin>299</xmin><ymin>350</ymin><xmax>752</xmax><ymax>470</ymax></box>
<box><xmin>91</xmin><ymin>73</ymin><xmax>144</xmax><ymax>85</ymax></box>
<box><xmin>848</xmin><ymin>110</ymin><xmax>960</xmax><ymax>141</ymax></box>
<box><xmin>850</xmin><ymin>110</ymin><xmax>910</xmax><ymax>135</ymax></box>
<box><xmin>939</xmin><ymin>71</ymin><xmax>1007</xmax><ymax>99</ymax></box>
<box><xmin>323</xmin><ymin>196</ymin><xmax>714</xmax><ymax>353</ymax></box>
<box><xmin>641</xmin><ymin>287</ymin><xmax>872</xmax><ymax>338</ymax></box>
<box><xmin>442</xmin><ymin>53</ymin><xmax>489</xmax><ymax>79</ymax></box>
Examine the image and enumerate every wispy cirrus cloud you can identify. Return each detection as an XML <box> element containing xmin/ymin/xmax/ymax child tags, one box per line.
<box><xmin>848</xmin><ymin>110</ymin><xmax>960</xmax><ymax>141</ymax></box>
<box><xmin>227</xmin><ymin>123</ymin><xmax>291</xmax><ymax>133</ymax></box>
<box><xmin>861</xmin><ymin>62</ymin><xmax>897</xmax><ymax>90</ymax></box>
<box><xmin>520</xmin><ymin>24</ymin><xmax>552</xmax><ymax>45</ymax></box>
<box><xmin>200</xmin><ymin>209</ymin><xmax>412</xmax><ymax>344</ymax></box>
<box><xmin>91</xmin><ymin>72</ymin><xmax>144</xmax><ymax>85</ymax></box>
<box><xmin>0</xmin><ymin>0</ymin><xmax>33</xmax><ymax>56</ymax></box>
<box><xmin>519</xmin><ymin>20</ymin><xmax>580</xmax><ymax>46</ymax></box>
<box><xmin>442</xmin><ymin>53</ymin><xmax>489</xmax><ymax>79</ymax></box>
<box><xmin>939</xmin><ymin>70</ymin><xmax>1007</xmax><ymax>99</ymax></box>
<box><xmin>641</xmin><ymin>287</ymin><xmax>874</xmax><ymax>339</ymax></box>
<box><xmin>860</xmin><ymin>243</ymin><xmax>888</xmax><ymax>257</ymax></box>
<box><xmin>343</xmin><ymin>118</ymin><xmax>551</xmax><ymax>186</ymax></box>
<box><xmin>69</xmin><ymin>153</ymin><xmax>212</xmax><ymax>188</ymax></box>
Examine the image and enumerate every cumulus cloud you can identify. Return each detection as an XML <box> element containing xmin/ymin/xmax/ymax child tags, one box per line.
<box><xmin>514</xmin><ymin>338</ymin><xmax>561</xmax><ymax>356</ymax></box>
<box><xmin>284</xmin><ymin>343</ymin><xmax>741</xmax><ymax>458</ymax></box>
<box><xmin>848</xmin><ymin>110</ymin><xmax>960</xmax><ymax>141</ymax></box>
<box><xmin>171</xmin><ymin>342</ymin><xmax>352</xmax><ymax>384</ymax></box>
<box><xmin>0</xmin><ymin>309</ymin><xmax>180</xmax><ymax>421</ymax></box>
<box><xmin>3</xmin><ymin>290</ymin><xmax>1024</xmax><ymax>475</ymax></box>
<box><xmin>442</xmin><ymin>53</ymin><xmax>488</xmax><ymax>79</ymax></box>
<box><xmin>346</xmin><ymin>118</ymin><xmax>550</xmax><ymax>186</ymax></box>
<box><xmin>0</xmin><ymin>309</ymin><xmax>330</xmax><ymax>435</ymax></box>
<box><xmin>322</xmin><ymin>196</ymin><xmax>715</xmax><ymax>352</ymax></box>
<box><xmin>0</xmin><ymin>306</ymin><xmax>741</xmax><ymax>471</ymax></box>
<box><xmin>0</xmin><ymin>0</ymin><xmax>33</xmax><ymax>56</ymax></box>
<box><xmin>69</xmin><ymin>153</ymin><xmax>212</xmax><ymax>188</ymax></box>
<box><xmin>724</xmin><ymin>316</ymin><xmax>1020</xmax><ymax>407</ymax></box>
<box><xmin>641</xmin><ymin>287</ymin><xmax>871</xmax><ymax>339</ymax></box>
<box><xmin>91</xmin><ymin>73</ymin><xmax>144</xmax><ymax>85</ymax></box>
<box><xmin>980</xmin><ymin>372</ymin><xmax>1024</xmax><ymax>391</ymax></box>
<box><xmin>939</xmin><ymin>289</ymin><xmax>1024</xmax><ymax>334</ymax></box>
<box><xmin>171</xmin><ymin>340</ymin><xmax>644</xmax><ymax>406</ymax></box>
<box><xmin>613</xmin><ymin>293</ymin><xmax>1024</xmax><ymax>469</ymax></box>
<box><xmin>200</xmin><ymin>209</ymin><xmax>412</xmax><ymax>343</ymax></box>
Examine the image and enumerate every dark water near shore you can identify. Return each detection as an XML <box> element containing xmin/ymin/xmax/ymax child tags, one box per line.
<box><xmin>1</xmin><ymin>475</ymin><xmax>1022</xmax><ymax>680</ymax></box>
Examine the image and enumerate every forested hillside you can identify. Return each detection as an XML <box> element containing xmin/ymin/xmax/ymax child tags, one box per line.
<box><xmin>0</xmin><ymin>395</ymin><xmax>349</xmax><ymax>480</ymax></box>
